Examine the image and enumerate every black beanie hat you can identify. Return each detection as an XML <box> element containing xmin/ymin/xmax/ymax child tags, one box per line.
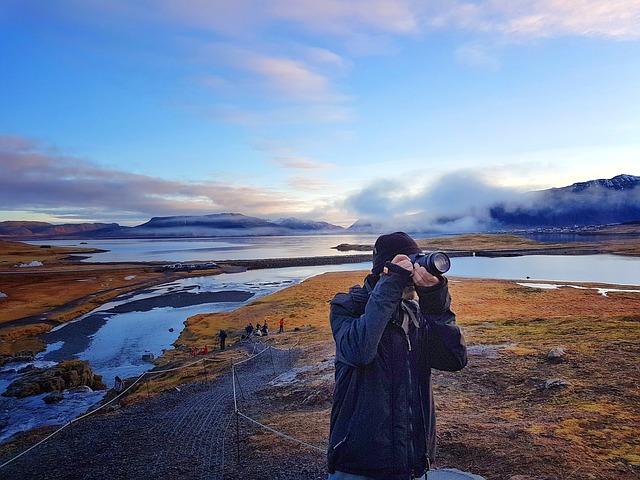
<box><xmin>372</xmin><ymin>231</ymin><xmax>422</xmax><ymax>275</ymax></box>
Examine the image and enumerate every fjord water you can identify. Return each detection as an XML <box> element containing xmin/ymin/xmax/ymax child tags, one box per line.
<box><xmin>29</xmin><ymin>234</ymin><xmax>382</xmax><ymax>262</ymax></box>
<box><xmin>28</xmin><ymin>234</ymin><xmax>640</xmax><ymax>285</ymax></box>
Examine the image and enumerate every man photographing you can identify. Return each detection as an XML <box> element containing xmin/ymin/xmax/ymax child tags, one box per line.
<box><xmin>328</xmin><ymin>232</ymin><xmax>468</xmax><ymax>480</ymax></box>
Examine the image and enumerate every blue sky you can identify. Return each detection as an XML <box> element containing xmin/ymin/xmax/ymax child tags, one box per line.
<box><xmin>1</xmin><ymin>1</ymin><xmax>639</xmax><ymax>228</ymax></box>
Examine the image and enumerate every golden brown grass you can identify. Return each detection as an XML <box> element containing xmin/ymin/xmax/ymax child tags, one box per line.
<box><xmin>180</xmin><ymin>272</ymin><xmax>639</xmax><ymax>479</ymax></box>
<box><xmin>419</xmin><ymin>233</ymin><xmax>550</xmax><ymax>250</ymax></box>
<box><xmin>424</xmin><ymin>233</ymin><xmax>640</xmax><ymax>256</ymax></box>
<box><xmin>0</xmin><ymin>239</ymin><xmax>97</xmax><ymax>267</ymax></box>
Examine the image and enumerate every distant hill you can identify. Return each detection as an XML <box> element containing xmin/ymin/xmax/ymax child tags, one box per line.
<box><xmin>117</xmin><ymin>213</ymin><xmax>344</xmax><ymax>237</ymax></box>
<box><xmin>0</xmin><ymin>214</ymin><xmax>344</xmax><ymax>239</ymax></box>
<box><xmin>0</xmin><ymin>221</ymin><xmax>120</xmax><ymax>238</ymax></box>
<box><xmin>273</xmin><ymin>217</ymin><xmax>344</xmax><ymax>232</ymax></box>
<box><xmin>490</xmin><ymin>174</ymin><xmax>640</xmax><ymax>229</ymax></box>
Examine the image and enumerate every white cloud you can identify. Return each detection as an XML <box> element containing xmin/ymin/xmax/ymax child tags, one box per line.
<box><xmin>244</xmin><ymin>55</ymin><xmax>338</xmax><ymax>102</ymax></box>
<box><xmin>0</xmin><ymin>135</ymin><xmax>309</xmax><ymax>223</ymax></box>
<box><xmin>270</xmin><ymin>0</ymin><xmax>419</xmax><ymax>35</ymax></box>
<box><xmin>455</xmin><ymin>42</ymin><xmax>501</xmax><ymax>69</ymax></box>
<box><xmin>430</xmin><ymin>0</ymin><xmax>640</xmax><ymax>40</ymax></box>
<box><xmin>24</xmin><ymin>1</ymin><xmax>640</xmax><ymax>44</ymax></box>
<box><xmin>502</xmin><ymin>0</ymin><xmax>640</xmax><ymax>39</ymax></box>
<box><xmin>288</xmin><ymin>175</ymin><xmax>331</xmax><ymax>191</ymax></box>
<box><xmin>272</xmin><ymin>157</ymin><xmax>335</xmax><ymax>170</ymax></box>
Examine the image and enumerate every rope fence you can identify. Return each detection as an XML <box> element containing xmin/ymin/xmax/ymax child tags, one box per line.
<box><xmin>236</xmin><ymin>411</ymin><xmax>325</xmax><ymax>453</ymax></box>
<box><xmin>0</xmin><ymin>335</ymin><xmax>326</xmax><ymax>471</ymax></box>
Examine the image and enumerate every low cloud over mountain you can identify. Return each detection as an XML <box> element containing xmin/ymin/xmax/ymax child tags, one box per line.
<box><xmin>346</xmin><ymin>173</ymin><xmax>640</xmax><ymax>233</ymax></box>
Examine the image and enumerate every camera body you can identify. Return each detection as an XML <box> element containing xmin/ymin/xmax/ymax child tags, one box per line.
<box><xmin>408</xmin><ymin>252</ymin><xmax>451</xmax><ymax>276</ymax></box>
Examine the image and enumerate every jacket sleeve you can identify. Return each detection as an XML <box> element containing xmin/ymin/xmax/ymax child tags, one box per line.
<box><xmin>330</xmin><ymin>269</ymin><xmax>411</xmax><ymax>367</ymax></box>
<box><xmin>416</xmin><ymin>277</ymin><xmax>467</xmax><ymax>372</ymax></box>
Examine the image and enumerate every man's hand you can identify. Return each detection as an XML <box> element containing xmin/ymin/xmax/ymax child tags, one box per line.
<box><xmin>386</xmin><ymin>254</ymin><xmax>441</xmax><ymax>287</ymax></box>
<box><xmin>411</xmin><ymin>263</ymin><xmax>440</xmax><ymax>287</ymax></box>
<box><xmin>389</xmin><ymin>254</ymin><xmax>414</xmax><ymax>273</ymax></box>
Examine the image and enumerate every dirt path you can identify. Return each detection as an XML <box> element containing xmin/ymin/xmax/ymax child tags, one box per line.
<box><xmin>0</xmin><ymin>343</ymin><xmax>327</xmax><ymax>480</ymax></box>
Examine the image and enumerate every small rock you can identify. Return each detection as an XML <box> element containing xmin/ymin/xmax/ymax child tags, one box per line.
<box><xmin>142</xmin><ymin>353</ymin><xmax>154</xmax><ymax>362</ymax></box>
<box><xmin>69</xmin><ymin>385</ymin><xmax>93</xmax><ymax>394</ymax></box>
<box><xmin>546</xmin><ymin>347</ymin><xmax>566</xmax><ymax>363</ymax></box>
<box><xmin>43</xmin><ymin>391</ymin><xmax>64</xmax><ymax>404</ymax></box>
<box><xmin>17</xmin><ymin>364</ymin><xmax>39</xmax><ymax>374</ymax></box>
<box><xmin>105</xmin><ymin>403</ymin><xmax>121</xmax><ymax>413</ymax></box>
<box><xmin>544</xmin><ymin>378</ymin><xmax>571</xmax><ymax>389</ymax></box>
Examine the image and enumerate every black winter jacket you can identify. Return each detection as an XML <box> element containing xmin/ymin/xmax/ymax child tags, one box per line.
<box><xmin>328</xmin><ymin>266</ymin><xmax>467</xmax><ymax>479</ymax></box>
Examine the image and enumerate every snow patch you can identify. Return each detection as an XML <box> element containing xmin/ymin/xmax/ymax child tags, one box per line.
<box><xmin>16</xmin><ymin>261</ymin><xmax>43</xmax><ymax>267</ymax></box>
<box><xmin>467</xmin><ymin>343</ymin><xmax>516</xmax><ymax>358</ymax></box>
<box><xmin>37</xmin><ymin>341</ymin><xmax>66</xmax><ymax>358</ymax></box>
<box><xmin>270</xmin><ymin>359</ymin><xmax>334</xmax><ymax>385</ymax></box>
<box><xmin>0</xmin><ymin>292</ymin><xmax>7</xmax><ymax>298</ymax></box>
<box><xmin>124</xmin><ymin>275</ymin><xmax>137</xmax><ymax>280</ymax></box>
<box><xmin>517</xmin><ymin>282</ymin><xmax>640</xmax><ymax>297</ymax></box>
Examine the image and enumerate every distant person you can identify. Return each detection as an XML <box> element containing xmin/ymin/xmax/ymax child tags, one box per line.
<box><xmin>218</xmin><ymin>329</ymin><xmax>228</xmax><ymax>350</ymax></box>
<box><xmin>202</xmin><ymin>345</ymin><xmax>209</xmax><ymax>355</ymax></box>
<box><xmin>192</xmin><ymin>346</ymin><xmax>199</xmax><ymax>357</ymax></box>
<box><xmin>327</xmin><ymin>232</ymin><xmax>467</xmax><ymax>479</ymax></box>
<box><xmin>245</xmin><ymin>323</ymin><xmax>254</xmax><ymax>338</ymax></box>
<box><xmin>255</xmin><ymin>322</ymin><xmax>263</xmax><ymax>337</ymax></box>
<box><xmin>261</xmin><ymin>322</ymin><xmax>268</xmax><ymax>336</ymax></box>
<box><xmin>279</xmin><ymin>318</ymin><xmax>284</xmax><ymax>334</ymax></box>
<box><xmin>114</xmin><ymin>376</ymin><xmax>124</xmax><ymax>393</ymax></box>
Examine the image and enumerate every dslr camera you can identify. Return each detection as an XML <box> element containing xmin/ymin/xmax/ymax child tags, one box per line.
<box><xmin>408</xmin><ymin>252</ymin><xmax>451</xmax><ymax>276</ymax></box>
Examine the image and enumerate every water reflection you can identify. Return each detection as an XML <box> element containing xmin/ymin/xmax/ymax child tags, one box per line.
<box><xmin>450</xmin><ymin>254</ymin><xmax>640</xmax><ymax>286</ymax></box>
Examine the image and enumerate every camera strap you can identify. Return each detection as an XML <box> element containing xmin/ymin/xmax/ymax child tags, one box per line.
<box><xmin>401</xmin><ymin>301</ymin><xmax>422</xmax><ymax>332</ymax></box>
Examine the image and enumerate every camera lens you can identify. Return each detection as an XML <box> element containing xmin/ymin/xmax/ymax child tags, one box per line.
<box><xmin>426</xmin><ymin>252</ymin><xmax>451</xmax><ymax>275</ymax></box>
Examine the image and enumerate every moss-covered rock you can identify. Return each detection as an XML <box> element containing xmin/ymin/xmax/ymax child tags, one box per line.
<box><xmin>2</xmin><ymin>359</ymin><xmax>107</xmax><ymax>398</ymax></box>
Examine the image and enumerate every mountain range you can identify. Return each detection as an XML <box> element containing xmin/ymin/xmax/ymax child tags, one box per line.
<box><xmin>0</xmin><ymin>214</ymin><xmax>345</xmax><ymax>239</ymax></box>
<box><xmin>1</xmin><ymin>174</ymin><xmax>638</xmax><ymax>239</ymax></box>
<box><xmin>489</xmin><ymin>173</ymin><xmax>640</xmax><ymax>229</ymax></box>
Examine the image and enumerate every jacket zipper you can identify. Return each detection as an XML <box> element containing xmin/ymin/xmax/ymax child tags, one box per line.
<box><xmin>406</xmin><ymin>326</ymin><xmax>415</xmax><ymax>474</ymax></box>
<box><xmin>333</xmin><ymin>436</ymin><xmax>347</xmax><ymax>450</ymax></box>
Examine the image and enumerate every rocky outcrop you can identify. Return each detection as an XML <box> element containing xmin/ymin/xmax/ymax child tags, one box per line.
<box><xmin>2</xmin><ymin>359</ymin><xmax>107</xmax><ymax>398</ymax></box>
<box><xmin>0</xmin><ymin>351</ymin><xmax>36</xmax><ymax>366</ymax></box>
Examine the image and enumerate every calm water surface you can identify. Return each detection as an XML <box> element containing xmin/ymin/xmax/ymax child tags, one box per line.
<box><xmin>27</xmin><ymin>235</ymin><xmax>640</xmax><ymax>285</ymax></box>
<box><xmin>28</xmin><ymin>234</ymin><xmax>382</xmax><ymax>262</ymax></box>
